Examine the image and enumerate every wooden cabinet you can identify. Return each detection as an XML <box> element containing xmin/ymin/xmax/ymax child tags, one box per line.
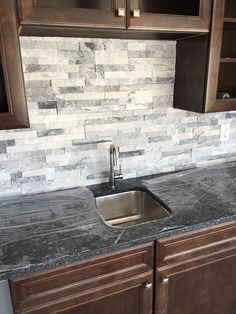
<box><xmin>155</xmin><ymin>221</ymin><xmax>236</xmax><ymax>314</ymax></box>
<box><xmin>213</xmin><ymin>0</ymin><xmax>236</xmax><ymax>111</ymax></box>
<box><xmin>0</xmin><ymin>0</ymin><xmax>29</xmax><ymax>129</ymax></box>
<box><xmin>174</xmin><ymin>0</ymin><xmax>236</xmax><ymax>112</ymax></box>
<box><xmin>10</xmin><ymin>243</ymin><xmax>153</xmax><ymax>314</ymax></box>
<box><xmin>9</xmin><ymin>222</ymin><xmax>236</xmax><ymax>314</ymax></box>
<box><xmin>17</xmin><ymin>0</ymin><xmax>212</xmax><ymax>35</ymax></box>
<box><xmin>128</xmin><ymin>0</ymin><xmax>212</xmax><ymax>33</ymax></box>
<box><xmin>17</xmin><ymin>0</ymin><xmax>127</xmax><ymax>30</ymax></box>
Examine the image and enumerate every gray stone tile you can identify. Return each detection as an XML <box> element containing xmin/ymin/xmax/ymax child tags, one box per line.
<box><xmin>119</xmin><ymin>149</ymin><xmax>145</xmax><ymax>158</ymax></box>
<box><xmin>0</xmin><ymin>37</ymin><xmax>234</xmax><ymax>197</ymax></box>
<box><xmin>37</xmin><ymin>129</ymin><xmax>65</xmax><ymax>137</ymax></box>
<box><xmin>38</xmin><ymin>101</ymin><xmax>58</xmax><ymax>109</ymax></box>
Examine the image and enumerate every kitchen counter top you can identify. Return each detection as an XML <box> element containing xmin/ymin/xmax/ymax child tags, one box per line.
<box><xmin>0</xmin><ymin>161</ymin><xmax>236</xmax><ymax>280</ymax></box>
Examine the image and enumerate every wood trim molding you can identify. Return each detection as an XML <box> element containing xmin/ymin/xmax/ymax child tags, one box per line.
<box><xmin>17</xmin><ymin>0</ymin><xmax>126</xmax><ymax>30</ymax></box>
<box><xmin>0</xmin><ymin>0</ymin><xmax>29</xmax><ymax>129</ymax></box>
<box><xmin>128</xmin><ymin>0</ymin><xmax>212</xmax><ymax>33</ymax></box>
<box><xmin>205</xmin><ymin>0</ymin><xmax>226</xmax><ymax>112</ymax></box>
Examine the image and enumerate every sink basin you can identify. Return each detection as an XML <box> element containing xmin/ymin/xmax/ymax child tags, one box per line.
<box><xmin>95</xmin><ymin>189</ymin><xmax>172</xmax><ymax>228</ymax></box>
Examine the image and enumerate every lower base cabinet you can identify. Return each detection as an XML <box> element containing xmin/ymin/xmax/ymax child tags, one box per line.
<box><xmin>9</xmin><ymin>221</ymin><xmax>236</xmax><ymax>314</ymax></box>
<box><xmin>10</xmin><ymin>244</ymin><xmax>153</xmax><ymax>314</ymax></box>
<box><xmin>155</xmin><ymin>221</ymin><xmax>236</xmax><ymax>314</ymax></box>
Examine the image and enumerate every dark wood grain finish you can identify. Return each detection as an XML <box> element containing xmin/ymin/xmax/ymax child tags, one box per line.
<box><xmin>224</xmin><ymin>0</ymin><xmax>236</xmax><ymax>18</ymax></box>
<box><xmin>17</xmin><ymin>0</ymin><xmax>213</xmax><ymax>35</ymax></box>
<box><xmin>10</xmin><ymin>243</ymin><xmax>153</xmax><ymax>314</ymax></box>
<box><xmin>155</xmin><ymin>221</ymin><xmax>236</xmax><ymax>314</ymax></box>
<box><xmin>0</xmin><ymin>0</ymin><xmax>29</xmax><ymax>129</ymax></box>
<box><xmin>17</xmin><ymin>0</ymin><xmax>126</xmax><ymax>30</ymax></box>
<box><xmin>204</xmin><ymin>0</ymin><xmax>226</xmax><ymax>112</ymax></box>
<box><xmin>0</xmin><ymin>53</ymin><xmax>8</xmax><ymax>113</ymax></box>
<box><xmin>128</xmin><ymin>0</ymin><xmax>212</xmax><ymax>33</ymax></box>
<box><xmin>174</xmin><ymin>34</ymin><xmax>209</xmax><ymax>112</ymax></box>
<box><xmin>174</xmin><ymin>0</ymin><xmax>236</xmax><ymax>112</ymax></box>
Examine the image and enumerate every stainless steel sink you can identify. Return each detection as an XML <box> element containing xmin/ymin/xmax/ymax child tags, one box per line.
<box><xmin>95</xmin><ymin>190</ymin><xmax>171</xmax><ymax>228</ymax></box>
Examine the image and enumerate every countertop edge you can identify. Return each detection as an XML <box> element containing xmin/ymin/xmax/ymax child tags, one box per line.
<box><xmin>1</xmin><ymin>213</ymin><xmax>236</xmax><ymax>281</ymax></box>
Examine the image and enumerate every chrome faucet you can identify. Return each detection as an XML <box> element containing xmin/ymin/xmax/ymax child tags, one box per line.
<box><xmin>109</xmin><ymin>144</ymin><xmax>123</xmax><ymax>189</ymax></box>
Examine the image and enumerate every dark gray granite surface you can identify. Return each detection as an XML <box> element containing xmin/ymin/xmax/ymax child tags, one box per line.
<box><xmin>0</xmin><ymin>161</ymin><xmax>236</xmax><ymax>280</ymax></box>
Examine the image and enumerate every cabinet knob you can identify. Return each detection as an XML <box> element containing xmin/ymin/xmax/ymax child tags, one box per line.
<box><xmin>117</xmin><ymin>8</ymin><xmax>126</xmax><ymax>17</ymax></box>
<box><xmin>145</xmin><ymin>282</ymin><xmax>153</xmax><ymax>291</ymax></box>
<box><xmin>133</xmin><ymin>9</ymin><xmax>141</xmax><ymax>18</ymax></box>
<box><xmin>162</xmin><ymin>277</ymin><xmax>169</xmax><ymax>285</ymax></box>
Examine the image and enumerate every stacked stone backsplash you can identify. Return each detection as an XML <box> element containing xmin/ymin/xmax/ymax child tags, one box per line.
<box><xmin>0</xmin><ymin>37</ymin><xmax>235</xmax><ymax>197</ymax></box>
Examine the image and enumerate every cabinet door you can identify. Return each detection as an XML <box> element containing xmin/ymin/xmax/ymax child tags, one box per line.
<box><xmin>17</xmin><ymin>0</ymin><xmax>126</xmax><ymax>30</ymax></box>
<box><xmin>206</xmin><ymin>0</ymin><xmax>236</xmax><ymax>112</ymax></box>
<box><xmin>174</xmin><ymin>0</ymin><xmax>236</xmax><ymax>113</ymax></box>
<box><xmin>10</xmin><ymin>243</ymin><xmax>153</xmax><ymax>314</ymax></box>
<box><xmin>128</xmin><ymin>0</ymin><xmax>212</xmax><ymax>33</ymax></box>
<box><xmin>46</xmin><ymin>272</ymin><xmax>153</xmax><ymax>314</ymax></box>
<box><xmin>155</xmin><ymin>221</ymin><xmax>236</xmax><ymax>314</ymax></box>
<box><xmin>0</xmin><ymin>0</ymin><xmax>29</xmax><ymax>129</ymax></box>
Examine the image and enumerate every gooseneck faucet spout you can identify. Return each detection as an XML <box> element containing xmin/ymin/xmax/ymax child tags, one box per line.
<box><xmin>109</xmin><ymin>144</ymin><xmax>123</xmax><ymax>189</ymax></box>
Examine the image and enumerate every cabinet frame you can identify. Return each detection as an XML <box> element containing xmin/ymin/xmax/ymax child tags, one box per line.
<box><xmin>155</xmin><ymin>221</ymin><xmax>236</xmax><ymax>314</ymax></box>
<box><xmin>10</xmin><ymin>243</ymin><xmax>153</xmax><ymax>314</ymax></box>
<box><xmin>174</xmin><ymin>0</ymin><xmax>236</xmax><ymax>112</ymax></box>
<box><xmin>205</xmin><ymin>0</ymin><xmax>236</xmax><ymax>112</ymax></box>
<box><xmin>17</xmin><ymin>0</ymin><xmax>127</xmax><ymax>30</ymax></box>
<box><xmin>0</xmin><ymin>0</ymin><xmax>29</xmax><ymax>129</ymax></box>
<box><xmin>128</xmin><ymin>0</ymin><xmax>213</xmax><ymax>33</ymax></box>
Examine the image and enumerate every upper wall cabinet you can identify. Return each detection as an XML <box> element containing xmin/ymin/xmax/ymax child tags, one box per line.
<box><xmin>209</xmin><ymin>0</ymin><xmax>236</xmax><ymax>111</ymax></box>
<box><xmin>17</xmin><ymin>0</ymin><xmax>127</xmax><ymax>30</ymax></box>
<box><xmin>174</xmin><ymin>0</ymin><xmax>236</xmax><ymax>113</ymax></box>
<box><xmin>128</xmin><ymin>0</ymin><xmax>212</xmax><ymax>33</ymax></box>
<box><xmin>0</xmin><ymin>0</ymin><xmax>29</xmax><ymax>129</ymax></box>
<box><xmin>17</xmin><ymin>0</ymin><xmax>212</xmax><ymax>34</ymax></box>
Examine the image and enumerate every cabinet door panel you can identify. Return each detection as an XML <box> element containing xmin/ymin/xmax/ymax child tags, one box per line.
<box><xmin>0</xmin><ymin>0</ymin><xmax>29</xmax><ymax>129</ymax></box>
<box><xmin>156</xmin><ymin>254</ymin><xmax>236</xmax><ymax>314</ymax></box>
<box><xmin>155</xmin><ymin>221</ymin><xmax>236</xmax><ymax>314</ymax></box>
<box><xmin>141</xmin><ymin>0</ymin><xmax>200</xmax><ymax>16</ymax></box>
<box><xmin>48</xmin><ymin>272</ymin><xmax>153</xmax><ymax>314</ymax></box>
<box><xmin>10</xmin><ymin>243</ymin><xmax>153</xmax><ymax>314</ymax></box>
<box><xmin>36</xmin><ymin>0</ymin><xmax>112</xmax><ymax>11</ymax></box>
<box><xmin>128</xmin><ymin>0</ymin><xmax>212</xmax><ymax>33</ymax></box>
<box><xmin>17</xmin><ymin>0</ymin><xmax>126</xmax><ymax>29</ymax></box>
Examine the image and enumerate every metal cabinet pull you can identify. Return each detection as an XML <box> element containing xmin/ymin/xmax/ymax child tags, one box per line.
<box><xmin>117</xmin><ymin>8</ymin><xmax>126</xmax><ymax>17</ymax></box>
<box><xmin>162</xmin><ymin>277</ymin><xmax>169</xmax><ymax>285</ymax></box>
<box><xmin>133</xmin><ymin>9</ymin><xmax>141</xmax><ymax>18</ymax></box>
<box><xmin>145</xmin><ymin>282</ymin><xmax>153</xmax><ymax>291</ymax></box>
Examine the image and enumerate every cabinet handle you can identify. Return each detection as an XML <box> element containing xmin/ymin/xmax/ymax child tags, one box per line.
<box><xmin>145</xmin><ymin>282</ymin><xmax>153</xmax><ymax>291</ymax></box>
<box><xmin>133</xmin><ymin>9</ymin><xmax>141</xmax><ymax>18</ymax></box>
<box><xmin>162</xmin><ymin>277</ymin><xmax>169</xmax><ymax>285</ymax></box>
<box><xmin>117</xmin><ymin>8</ymin><xmax>126</xmax><ymax>17</ymax></box>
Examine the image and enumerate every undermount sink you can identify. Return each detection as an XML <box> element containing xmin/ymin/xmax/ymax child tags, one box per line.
<box><xmin>95</xmin><ymin>189</ymin><xmax>172</xmax><ymax>228</ymax></box>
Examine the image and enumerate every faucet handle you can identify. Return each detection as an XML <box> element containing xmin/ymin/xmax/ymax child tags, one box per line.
<box><xmin>119</xmin><ymin>164</ymin><xmax>122</xmax><ymax>175</ymax></box>
<box><xmin>113</xmin><ymin>161</ymin><xmax>122</xmax><ymax>173</ymax></box>
<box><xmin>115</xmin><ymin>164</ymin><xmax>123</xmax><ymax>182</ymax></box>
<box><xmin>115</xmin><ymin>164</ymin><xmax>123</xmax><ymax>181</ymax></box>
<box><xmin>115</xmin><ymin>173</ymin><xmax>123</xmax><ymax>182</ymax></box>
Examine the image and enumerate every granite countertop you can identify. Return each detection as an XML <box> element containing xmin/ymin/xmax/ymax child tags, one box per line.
<box><xmin>0</xmin><ymin>161</ymin><xmax>236</xmax><ymax>281</ymax></box>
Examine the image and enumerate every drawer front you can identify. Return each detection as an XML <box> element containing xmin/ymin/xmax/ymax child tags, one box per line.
<box><xmin>156</xmin><ymin>221</ymin><xmax>236</xmax><ymax>268</ymax></box>
<box><xmin>13</xmin><ymin>272</ymin><xmax>153</xmax><ymax>314</ymax></box>
<box><xmin>10</xmin><ymin>243</ymin><xmax>153</xmax><ymax>313</ymax></box>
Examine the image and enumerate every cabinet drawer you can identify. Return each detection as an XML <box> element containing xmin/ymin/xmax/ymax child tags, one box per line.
<box><xmin>10</xmin><ymin>243</ymin><xmax>153</xmax><ymax>313</ymax></box>
<box><xmin>156</xmin><ymin>221</ymin><xmax>236</xmax><ymax>269</ymax></box>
